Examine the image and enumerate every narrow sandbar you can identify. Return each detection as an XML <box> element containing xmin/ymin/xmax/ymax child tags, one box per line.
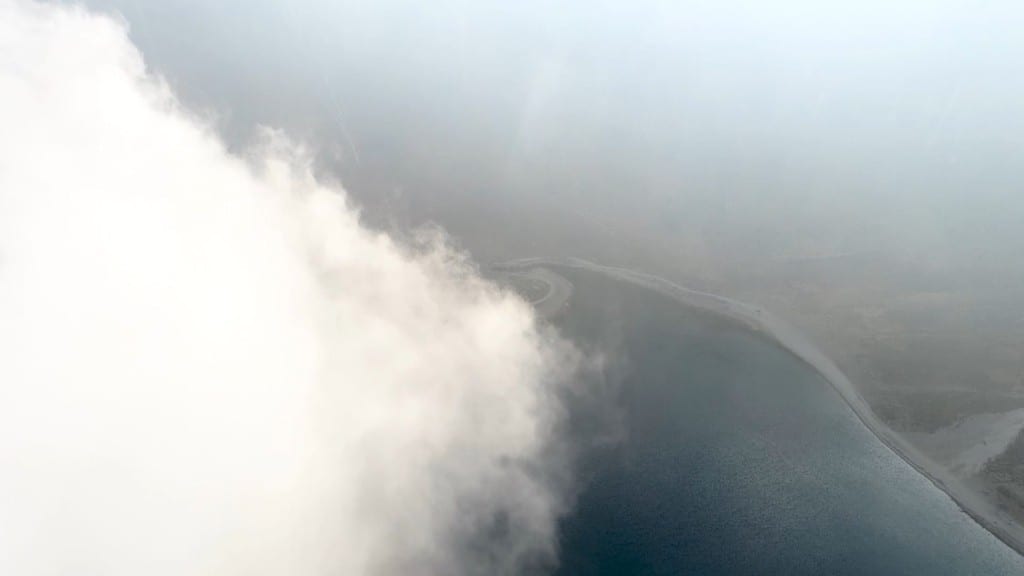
<box><xmin>496</xmin><ymin>256</ymin><xmax>1024</xmax><ymax>558</ymax></box>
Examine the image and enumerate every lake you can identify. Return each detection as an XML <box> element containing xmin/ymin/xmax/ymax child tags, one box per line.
<box><xmin>551</xmin><ymin>266</ymin><xmax>1024</xmax><ymax>575</ymax></box>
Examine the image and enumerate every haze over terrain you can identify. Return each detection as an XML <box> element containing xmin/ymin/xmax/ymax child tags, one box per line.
<box><xmin>77</xmin><ymin>0</ymin><xmax>1024</xmax><ymax>519</ymax></box>
<box><xmin>4</xmin><ymin>0</ymin><xmax>1024</xmax><ymax>573</ymax></box>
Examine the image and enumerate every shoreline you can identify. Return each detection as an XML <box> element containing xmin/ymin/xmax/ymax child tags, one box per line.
<box><xmin>494</xmin><ymin>256</ymin><xmax>1024</xmax><ymax>558</ymax></box>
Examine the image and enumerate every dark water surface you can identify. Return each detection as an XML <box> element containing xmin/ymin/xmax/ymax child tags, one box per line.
<box><xmin>552</xmin><ymin>267</ymin><xmax>1024</xmax><ymax>575</ymax></box>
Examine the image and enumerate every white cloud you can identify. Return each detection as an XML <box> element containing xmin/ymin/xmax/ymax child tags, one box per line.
<box><xmin>0</xmin><ymin>1</ymin><xmax>575</xmax><ymax>574</ymax></box>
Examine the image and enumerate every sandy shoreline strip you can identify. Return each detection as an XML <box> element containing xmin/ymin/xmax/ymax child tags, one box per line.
<box><xmin>494</xmin><ymin>256</ymin><xmax>1024</xmax><ymax>558</ymax></box>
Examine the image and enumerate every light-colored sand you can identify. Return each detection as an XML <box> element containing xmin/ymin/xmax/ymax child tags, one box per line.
<box><xmin>495</xmin><ymin>256</ymin><xmax>1024</xmax><ymax>557</ymax></box>
<box><xmin>907</xmin><ymin>409</ymin><xmax>1024</xmax><ymax>477</ymax></box>
<box><xmin>520</xmin><ymin>268</ymin><xmax>573</xmax><ymax>317</ymax></box>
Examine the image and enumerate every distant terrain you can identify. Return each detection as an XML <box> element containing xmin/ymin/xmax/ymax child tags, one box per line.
<box><xmin>704</xmin><ymin>249</ymin><xmax>1024</xmax><ymax>535</ymax></box>
<box><xmin>496</xmin><ymin>261</ymin><xmax>1024</xmax><ymax>573</ymax></box>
